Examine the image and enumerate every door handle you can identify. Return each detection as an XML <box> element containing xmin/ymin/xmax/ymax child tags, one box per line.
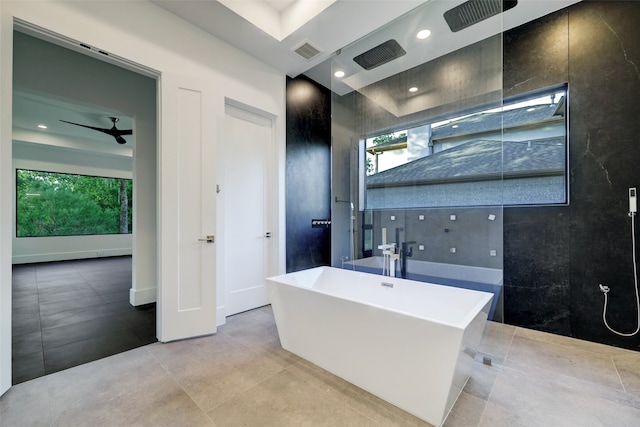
<box><xmin>198</xmin><ymin>235</ymin><xmax>215</xmax><ymax>243</ymax></box>
<box><xmin>265</xmin><ymin>232</ymin><xmax>272</xmax><ymax>238</ymax></box>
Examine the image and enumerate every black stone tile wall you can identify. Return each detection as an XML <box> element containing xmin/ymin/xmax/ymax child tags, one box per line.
<box><xmin>285</xmin><ymin>76</ymin><xmax>332</xmax><ymax>272</ymax></box>
<box><xmin>503</xmin><ymin>1</ymin><xmax>640</xmax><ymax>351</ymax></box>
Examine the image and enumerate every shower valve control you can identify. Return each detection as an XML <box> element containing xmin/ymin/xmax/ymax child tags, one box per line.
<box><xmin>630</xmin><ymin>187</ymin><xmax>637</xmax><ymax>213</ymax></box>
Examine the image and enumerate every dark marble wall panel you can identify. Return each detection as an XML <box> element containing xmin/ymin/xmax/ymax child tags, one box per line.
<box><xmin>503</xmin><ymin>207</ymin><xmax>571</xmax><ymax>335</ymax></box>
<box><xmin>504</xmin><ymin>1</ymin><xmax>640</xmax><ymax>350</ymax></box>
<box><xmin>503</xmin><ymin>9</ymin><xmax>569</xmax><ymax>98</ymax></box>
<box><xmin>286</xmin><ymin>76</ymin><xmax>331</xmax><ymax>272</ymax></box>
<box><xmin>567</xmin><ymin>2</ymin><xmax>640</xmax><ymax>348</ymax></box>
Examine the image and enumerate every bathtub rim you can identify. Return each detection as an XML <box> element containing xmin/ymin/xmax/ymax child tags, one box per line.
<box><xmin>266</xmin><ymin>266</ymin><xmax>493</xmax><ymax>330</ymax></box>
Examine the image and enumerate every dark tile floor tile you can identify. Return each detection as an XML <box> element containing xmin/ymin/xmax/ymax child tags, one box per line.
<box><xmin>97</xmin><ymin>290</ymin><xmax>131</xmax><ymax>303</ymax></box>
<box><xmin>43</xmin><ymin>330</ymin><xmax>145</xmax><ymax>374</ymax></box>
<box><xmin>12</xmin><ymin>282</ymin><xmax>37</xmax><ymax>292</ymax></box>
<box><xmin>42</xmin><ymin>314</ymin><xmax>129</xmax><ymax>350</ymax></box>
<box><xmin>12</xmin><ymin>270</ymin><xmax>36</xmax><ymax>283</ymax></box>
<box><xmin>37</xmin><ymin>288</ymin><xmax>99</xmax><ymax>305</ymax></box>
<box><xmin>12</xmin><ymin>306</ymin><xmax>41</xmax><ymax>336</ymax></box>
<box><xmin>11</xmin><ymin>257</ymin><xmax>154</xmax><ymax>383</ymax></box>
<box><xmin>12</xmin><ymin>331</ymin><xmax>43</xmax><ymax>357</ymax></box>
<box><xmin>87</xmin><ymin>279</ymin><xmax>132</xmax><ymax>290</ymax></box>
<box><xmin>36</xmin><ymin>271</ymin><xmax>84</xmax><ymax>282</ymax></box>
<box><xmin>12</xmin><ymin>351</ymin><xmax>45</xmax><ymax>385</ymax></box>
<box><xmin>11</xmin><ymin>318</ymin><xmax>42</xmax><ymax>337</ymax></box>
<box><xmin>36</xmin><ymin>278</ymin><xmax>89</xmax><ymax>291</ymax></box>
<box><xmin>132</xmin><ymin>323</ymin><xmax>157</xmax><ymax>345</ymax></box>
<box><xmin>11</xmin><ymin>293</ymin><xmax>39</xmax><ymax>309</ymax></box>
<box><xmin>104</xmin><ymin>299</ymin><xmax>137</xmax><ymax>314</ymax></box>
<box><xmin>40</xmin><ymin>305</ymin><xmax>114</xmax><ymax>330</ymax></box>
<box><xmin>118</xmin><ymin>309</ymin><xmax>156</xmax><ymax>328</ymax></box>
<box><xmin>39</xmin><ymin>295</ymin><xmax>105</xmax><ymax>316</ymax></box>
<box><xmin>37</xmin><ymin>282</ymin><xmax>93</xmax><ymax>296</ymax></box>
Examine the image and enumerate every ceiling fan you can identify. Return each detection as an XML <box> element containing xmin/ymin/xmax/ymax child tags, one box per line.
<box><xmin>60</xmin><ymin>116</ymin><xmax>132</xmax><ymax>144</ymax></box>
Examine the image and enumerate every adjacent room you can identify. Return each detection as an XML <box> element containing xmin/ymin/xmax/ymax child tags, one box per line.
<box><xmin>10</xmin><ymin>30</ymin><xmax>158</xmax><ymax>383</ymax></box>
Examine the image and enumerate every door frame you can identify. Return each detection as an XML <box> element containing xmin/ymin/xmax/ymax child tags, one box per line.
<box><xmin>1</xmin><ymin>18</ymin><xmax>161</xmax><ymax>393</ymax></box>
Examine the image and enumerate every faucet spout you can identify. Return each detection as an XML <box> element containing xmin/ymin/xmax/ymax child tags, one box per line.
<box><xmin>400</xmin><ymin>241</ymin><xmax>417</xmax><ymax>279</ymax></box>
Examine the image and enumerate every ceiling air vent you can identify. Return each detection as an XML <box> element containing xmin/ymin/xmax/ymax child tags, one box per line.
<box><xmin>353</xmin><ymin>39</ymin><xmax>406</xmax><ymax>71</ymax></box>
<box><xmin>444</xmin><ymin>0</ymin><xmax>518</xmax><ymax>33</ymax></box>
<box><xmin>293</xmin><ymin>41</ymin><xmax>322</xmax><ymax>60</ymax></box>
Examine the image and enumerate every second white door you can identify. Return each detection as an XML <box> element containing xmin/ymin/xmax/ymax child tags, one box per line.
<box><xmin>221</xmin><ymin>102</ymin><xmax>274</xmax><ymax>317</ymax></box>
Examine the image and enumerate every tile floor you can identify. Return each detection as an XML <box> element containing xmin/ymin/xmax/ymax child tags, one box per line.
<box><xmin>2</xmin><ymin>305</ymin><xmax>640</xmax><ymax>426</ymax></box>
<box><xmin>11</xmin><ymin>256</ymin><xmax>156</xmax><ymax>384</ymax></box>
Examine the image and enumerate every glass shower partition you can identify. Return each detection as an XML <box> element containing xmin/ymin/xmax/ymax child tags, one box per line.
<box><xmin>330</xmin><ymin>0</ymin><xmax>505</xmax><ymax>322</ymax></box>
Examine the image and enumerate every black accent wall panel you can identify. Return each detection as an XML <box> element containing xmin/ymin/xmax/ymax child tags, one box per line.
<box><xmin>504</xmin><ymin>1</ymin><xmax>640</xmax><ymax>351</ymax></box>
<box><xmin>286</xmin><ymin>76</ymin><xmax>331</xmax><ymax>272</ymax></box>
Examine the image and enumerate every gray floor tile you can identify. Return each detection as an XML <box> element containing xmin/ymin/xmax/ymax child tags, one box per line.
<box><xmin>207</xmin><ymin>369</ymin><xmax>377</xmax><ymax>427</ymax></box>
<box><xmin>3</xmin><ymin>306</ymin><xmax>640</xmax><ymax>427</ymax></box>
<box><xmin>0</xmin><ymin>376</ymin><xmax>50</xmax><ymax>426</ymax></box>
<box><xmin>504</xmin><ymin>334</ymin><xmax>624</xmax><ymax>390</ymax></box>
<box><xmin>479</xmin><ymin>365</ymin><xmax>640</xmax><ymax>427</ymax></box>
<box><xmin>613</xmin><ymin>353</ymin><xmax>640</xmax><ymax>400</ymax></box>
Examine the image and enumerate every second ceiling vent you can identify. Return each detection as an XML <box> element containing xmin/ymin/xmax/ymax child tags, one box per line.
<box><xmin>444</xmin><ymin>0</ymin><xmax>518</xmax><ymax>33</ymax></box>
<box><xmin>353</xmin><ymin>39</ymin><xmax>406</xmax><ymax>71</ymax></box>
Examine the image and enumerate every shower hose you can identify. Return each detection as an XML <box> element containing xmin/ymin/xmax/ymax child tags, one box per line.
<box><xmin>600</xmin><ymin>212</ymin><xmax>640</xmax><ymax>337</ymax></box>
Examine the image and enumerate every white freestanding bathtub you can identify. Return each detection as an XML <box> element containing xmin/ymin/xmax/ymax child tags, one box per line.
<box><xmin>266</xmin><ymin>267</ymin><xmax>493</xmax><ymax>427</ymax></box>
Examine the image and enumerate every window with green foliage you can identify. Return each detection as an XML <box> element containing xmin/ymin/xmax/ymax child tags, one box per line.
<box><xmin>16</xmin><ymin>169</ymin><xmax>132</xmax><ymax>237</ymax></box>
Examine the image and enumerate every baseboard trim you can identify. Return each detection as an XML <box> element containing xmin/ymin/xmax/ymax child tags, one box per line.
<box><xmin>13</xmin><ymin>248</ymin><xmax>132</xmax><ymax>264</ymax></box>
<box><xmin>130</xmin><ymin>287</ymin><xmax>157</xmax><ymax>306</ymax></box>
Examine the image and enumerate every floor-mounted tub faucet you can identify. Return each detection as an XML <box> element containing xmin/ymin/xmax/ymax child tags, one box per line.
<box><xmin>401</xmin><ymin>241</ymin><xmax>416</xmax><ymax>279</ymax></box>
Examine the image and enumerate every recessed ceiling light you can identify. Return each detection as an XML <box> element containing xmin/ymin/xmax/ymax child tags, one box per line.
<box><xmin>409</xmin><ymin>87</ymin><xmax>418</xmax><ymax>93</ymax></box>
<box><xmin>416</xmin><ymin>29</ymin><xmax>431</xmax><ymax>40</ymax></box>
<box><xmin>37</xmin><ymin>124</ymin><xmax>47</xmax><ymax>129</ymax></box>
<box><xmin>334</xmin><ymin>70</ymin><xmax>345</xmax><ymax>78</ymax></box>
<box><xmin>452</xmin><ymin>125</ymin><xmax>459</xmax><ymax>128</ymax></box>
<box><xmin>527</xmin><ymin>107</ymin><xmax>536</xmax><ymax>112</ymax></box>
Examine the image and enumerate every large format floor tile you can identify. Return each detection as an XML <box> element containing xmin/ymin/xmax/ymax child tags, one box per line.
<box><xmin>3</xmin><ymin>305</ymin><xmax>640</xmax><ymax>426</ymax></box>
<box><xmin>11</xmin><ymin>256</ymin><xmax>156</xmax><ymax>384</ymax></box>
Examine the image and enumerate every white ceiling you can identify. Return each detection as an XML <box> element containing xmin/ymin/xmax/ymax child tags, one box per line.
<box><xmin>152</xmin><ymin>0</ymin><xmax>582</xmax><ymax>91</ymax></box>
<box><xmin>13</xmin><ymin>0</ymin><xmax>583</xmax><ymax>150</ymax></box>
<box><xmin>13</xmin><ymin>90</ymin><xmax>133</xmax><ymax>157</ymax></box>
<box><xmin>151</xmin><ymin>0</ymin><xmax>425</xmax><ymax>78</ymax></box>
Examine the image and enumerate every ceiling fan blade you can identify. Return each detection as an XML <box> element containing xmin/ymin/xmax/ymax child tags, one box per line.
<box><xmin>113</xmin><ymin>128</ymin><xmax>133</xmax><ymax>136</ymax></box>
<box><xmin>60</xmin><ymin>119</ymin><xmax>132</xmax><ymax>143</ymax></box>
<box><xmin>60</xmin><ymin>119</ymin><xmax>112</xmax><ymax>135</ymax></box>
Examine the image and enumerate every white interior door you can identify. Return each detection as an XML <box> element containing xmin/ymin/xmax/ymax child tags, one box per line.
<box><xmin>158</xmin><ymin>74</ymin><xmax>217</xmax><ymax>342</ymax></box>
<box><xmin>221</xmin><ymin>102</ymin><xmax>274</xmax><ymax>316</ymax></box>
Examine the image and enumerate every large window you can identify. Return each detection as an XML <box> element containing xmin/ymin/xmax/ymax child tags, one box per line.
<box><xmin>363</xmin><ymin>86</ymin><xmax>568</xmax><ymax>209</ymax></box>
<box><xmin>16</xmin><ymin>169</ymin><xmax>132</xmax><ymax>237</ymax></box>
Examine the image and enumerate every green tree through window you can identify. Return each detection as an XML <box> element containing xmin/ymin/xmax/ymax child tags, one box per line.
<box><xmin>16</xmin><ymin>169</ymin><xmax>132</xmax><ymax>237</ymax></box>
